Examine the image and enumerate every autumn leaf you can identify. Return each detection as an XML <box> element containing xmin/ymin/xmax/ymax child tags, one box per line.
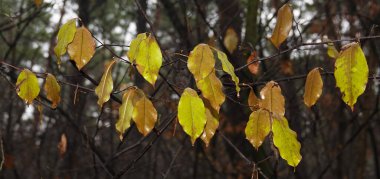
<box><xmin>44</xmin><ymin>73</ymin><xmax>61</xmax><ymax>109</ymax></box>
<box><xmin>216</xmin><ymin>50</ymin><xmax>240</xmax><ymax>95</ymax></box>
<box><xmin>304</xmin><ymin>68</ymin><xmax>323</xmax><ymax>107</ymax></box>
<box><xmin>34</xmin><ymin>0</ymin><xmax>42</xmax><ymax>8</ymax></box>
<box><xmin>245</xmin><ymin>109</ymin><xmax>270</xmax><ymax>149</ymax></box>
<box><xmin>135</xmin><ymin>34</ymin><xmax>163</xmax><ymax>86</ymax></box>
<box><xmin>178</xmin><ymin>88</ymin><xmax>207</xmax><ymax>145</ymax></box>
<box><xmin>201</xmin><ymin>106</ymin><xmax>219</xmax><ymax>147</ymax></box>
<box><xmin>67</xmin><ymin>27</ymin><xmax>96</xmax><ymax>70</ymax></box>
<box><xmin>196</xmin><ymin>70</ymin><xmax>225</xmax><ymax>112</ymax></box>
<box><xmin>16</xmin><ymin>69</ymin><xmax>40</xmax><ymax>104</ymax></box>
<box><xmin>334</xmin><ymin>42</ymin><xmax>368</xmax><ymax>110</ymax></box>
<box><xmin>127</xmin><ymin>33</ymin><xmax>147</xmax><ymax>63</ymax></box>
<box><xmin>272</xmin><ymin>115</ymin><xmax>302</xmax><ymax>167</ymax></box>
<box><xmin>188</xmin><ymin>44</ymin><xmax>215</xmax><ymax>81</ymax></box>
<box><xmin>223</xmin><ymin>27</ymin><xmax>239</xmax><ymax>54</ymax></box>
<box><xmin>248</xmin><ymin>89</ymin><xmax>260</xmax><ymax>111</ymax></box>
<box><xmin>269</xmin><ymin>4</ymin><xmax>293</xmax><ymax>49</ymax></box>
<box><xmin>95</xmin><ymin>60</ymin><xmax>117</xmax><ymax>108</ymax></box>
<box><xmin>327</xmin><ymin>42</ymin><xmax>339</xmax><ymax>59</ymax></box>
<box><xmin>132</xmin><ymin>95</ymin><xmax>158</xmax><ymax>136</ymax></box>
<box><xmin>260</xmin><ymin>81</ymin><xmax>285</xmax><ymax>116</ymax></box>
<box><xmin>54</xmin><ymin>19</ymin><xmax>77</xmax><ymax>65</ymax></box>
<box><xmin>57</xmin><ymin>133</ymin><xmax>67</xmax><ymax>158</ymax></box>
<box><xmin>116</xmin><ymin>88</ymin><xmax>140</xmax><ymax>137</ymax></box>
<box><xmin>247</xmin><ymin>51</ymin><xmax>259</xmax><ymax>75</ymax></box>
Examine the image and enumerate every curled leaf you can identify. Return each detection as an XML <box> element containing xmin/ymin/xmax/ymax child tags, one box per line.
<box><xmin>334</xmin><ymin>42</ymin><xmax>368</xmax><ymax>110</ymax></box>
<box><xmin>269</xmin><ymin>4</ymin><xmax>293</xmax><ymax>49</ymax></box>
<box><xmin>178</xmin><ymin>88</ymin><xmax>207</xmax><ymax>145</ymax></box>
<box><xmin>245</xmin><ymin>109</ymin><xmax>271</xmax><ymax>149</ymax></box>
<box><xmin>304</xmin><ymin>68</ymin><xmax>323</xmax><ymax>107</ymax></box>
<box><xmin>216</xmin><ymin>50</ymin><xmax>240</xmax><ymax>95</ymax></box>
<box><xmin>272</xmin><ymin>116</ymin><xmax>302</xmax><ymax>167</ymax></box>
<box><xmin>67</xmin><ymin>27</ymin><xmax>96</xmax><ymax>70</ymax></box>
<box><xmin>95</xmin><ymin>60</ymin><xmax>117</xmax><ymax>108</ymax></box>
<box><xmin>44</xmin><ymin>73</ymin><xmax>61</xmax><ymax>108</ymax></box>
<box><xmin>188</xmin><ymin>44</ymin><xmax>215</xmax><ymax>81</ymax></box>
<box><xmin>16</xmin><ymin>69</ymin><xmax>40</xmax><ymax>104</ymax></box>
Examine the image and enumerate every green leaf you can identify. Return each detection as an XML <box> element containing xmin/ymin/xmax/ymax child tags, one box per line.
<box><xmin>245</xmin><ymin>109</ymin><xmax>270</xmax><ymax>149</ymax></box>
<box><xmin>95</xmin><ymin>60</ymin><xmax>116</xmax><ymax>108</ymax></box>
<box><xmin>54</xmin><ymin>19</ymin><xmax>77</xmax><ymax>65</ymax></box>
<box><xmin>127</xmin><ymin>33</ymin><xmax>147</xmax><ymax>63</ymax></box>
<box><xmin>269</xmin><ymin>4</ymin><xmax>293</xmax><ymax>49</ymax></box>
<box><xmin>178</xmin><ymin>88</ymin><xmax>207</xmax><ymax>145</ymax></box>
<box><xmin>67</xmin><ymin>27</ymin><xmax>96</xmax><ymax>70</ymax></box>
<box><xmin>260</xmin><ymin>81</ymin><xmax>285</xmax><ymax>116</ymax></box>
<box><xmin>135</xmin><ymin>34</ymin><xmax>163</xmax><ymax>86</ymax></box>
<box><xmin>216</xmin><ymin>50</ymin><xmax>241</xmax><ymax>95</ymax></box>
<box><xmin>44</xmin><ymin>73</ymin><xmax>61</xmax><ymax>109</ymax></box>
<box><xmin>334</xmin><ymin>42</ymin><xmax>368</xmax><ymax>110</ymax></box>
<box><xmin>327</xmin><ymin>43</ymin><xmax>339</xmax><ymax>59</ymax></box>
<box><xmin>132</xmin><ymin>95</ymin><xmax>158</xmax><ymax>136</ymax></box>
<box><xmin>16</xmin><ymin>69</ymin><xmax>40</xmax><ymax>104</ymax></box>
<box><xmin>188</xmin><ymin>44</ymin><xmax>215</xmax><ymax>81</ymax></box>
<box><xmin>272</xmin><ymin>115</ymin><xmax>302</xmax><ymax>167</ymax></box>
<box><xmin>196</xmin><ymin>70</ymin><xmax>225</xmax><ymax>112</ymax></box>
<box><xmin>304</xmin><ymin>68</ymin><xmax>323</xmax><ymax>107</ymax></box>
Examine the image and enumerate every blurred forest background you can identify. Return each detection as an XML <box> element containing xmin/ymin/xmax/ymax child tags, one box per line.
<box><xmin>1</xmin><ymin>0</ymin><xmax>380</xmax><ymax>178</ymax></box>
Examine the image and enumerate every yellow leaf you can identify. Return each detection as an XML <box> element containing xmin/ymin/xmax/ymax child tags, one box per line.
<box><xmin>16</xmin><ymin>69</ymin><xmax>40</xmax><ymax>104</ymax></box>
<box><xmin>327</xmin><ymin>42</ymin><xmax>339</xmax><ymax>59</ymax></box>
<box><xmin>54</xmin><ymin>19</ymin><xmax>77</xmax><ymax>65</ymax></box>
<box><xmin>272</xmin><ymin>115</ymin><xmax>302</xmax><ymax>167</ymax></box>
<box><xmin>201</xmin><ymin>106</ymin><xmax>219</xmax><ymax>147</ymax></box>
<box><xmin>34</xmin><ymin>0</ymin><xmax>42</xmax><ymax>8</ymax></box>
<box><xmin>269</xmin><ymin>4</ymin><xmax>293</xmax><ymax>49</ymax></box>
<box><xmin>245</xmin><ymin>109</ymin><xmax>270</xmax><ymax>149</ymax></box>
<box><xmin>178</xmin><ymin>88</ymin><xmax>207</xmax><ymax>145</ymax></box>
<box><xmin>196</xmin><ymin>70</ymin><xmax>225</xmax><ymax>112</ymax></box>
<box><xmin>304</xmin><ymin>68</ymin><xmax>323</xmax><ymax>107</ymax></box>
<box><xmin>95</xmin><ymin>60</ymin><xmax>117</xmax><ymax>108</ymax></box>
<box><xmin>188</xmin><ymin>44</ymin><xmax>215</xmax><ymax>81</ymax></box>
<box><xmin>248</xmin><ymin>89</ymin><xmax>260</xmax><ymax>111</ymax></box>
<box><xmin>127</xmin><ymin>33</ymin><xmax>147</xmax><ymax>63</ymax></box>
<box><xmin>135</xmin><ymin>34</ymin><xmax>163</xmax><ymax>86</ymax></box>
<box><xmin>216</xmin><ymin>50</ymin><xmax>240</xmax><ymax>95</ymax></box>
<box><xmin>223</xmin><ymin>27</ymin><xmax>239</xmax><ymax>54</ymax></box>
<box><xmin>67</xmin><ymin>27</ymin><xmax>95</xmax><ymax>70</ymax></box>
<box><xmin>132</xmin><ymin>95</ymin><xmax>157</xmax><ymax>136</ymax></box>
<box><xmin>334</xmin><ymin>42</ymin><xmax>368</xmax><ymax>110</ymax></box>
<box><xmin>116</xmin><ymin>88</ymin><xmax>142</xmax><ymax>136</ymax></box>
<box><xmin>44</xmin><ymin>73</ymin><xmax>61</xmax><ymax>109</ymax></box>
<box><xmin>260</xmin><ymin>81</ymin><xmax>285</xmax><ymax>116</ymax></box>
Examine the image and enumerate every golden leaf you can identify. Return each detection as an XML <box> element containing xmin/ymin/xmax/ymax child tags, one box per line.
<box><xmin>188</xmin><ymin>44</ymin><xmax>215</xmax><ymax>81</ymax></box>
<box><xmin>201</xmin><ymin>105</ymin><xmax>219</xmax><ymax>147</ymax></box>
<box><xmin>304</xmin><ymin>68</ymin><xmax>323</xmax><ymax>107</ymax></box>
<box><xmin>44</xmin><ymin>73</ymin><xmax>61</xmax><ymax>109</ymax></box>
<box><xmin>16</xmin><ymin>69</ymin><xmax>40</xmax><ymax>104</ymax></box>
<box><xmin>127</xmin><ymin>33</ymin><xmax>147</xmax><ymax>63</ymax></box>
<box><xmin>135</xmin><ymin>34</ymin><xmax>163</xmax><ymax>86</ymax></box>
<box><xmin>334</xmin><ymin>42</ymin><xmax>368</xmax><ymax>110</ymax></box>
<box><xmin>223</xmin><ymin>27</ymin><xmax>239</xmax><ymax>54</ymax></box>
<box><xmin>272</xmin><ymin>115</ymin><xmax>302</xmax><ymax>167</ymax></box>
<box><xmin>196</xmin><ymin>70</ymin><xmax>225</xmax><ymax>112</ymax></box>
<box><xmin>116</xmin><ymin>88</ymin><xmax>142</xmax><ymax>137</ymax></box>
<box><xmin>260</xmin><ymin>81</ymin><xmax>285</xmax><ymax>116</ymax></box>
<box><xmin>269</xmin><ymin>4</ymin><xmax>293</xmax><ymax>49</ymax></box>
<box><xmin>178</xmin><ymin>88</ymin><xmax>207</xmax><ymax>145</ymax></box>
<box><xmin>132</xmin><ymin>95</ymin><xmax>158</xmax><ymax>136</ymax></box>
<box><xmin>248</xmin><ymin>89</ymin><xmax>260</xmax><ymax>111</ymax></box>
<box><xmin>67</xmin><ymin>27</ymin><xmax>95</xmax><ymax>70</ymax></box>
<box><xmin>95</xmin><ymin>60</ymin><xmax>117</xmax><ymax>108</ymax></box>
<box><xmin>245</xmin><ymin>109</ymin><xmax>271</xmax><ymax>149</ymax></box>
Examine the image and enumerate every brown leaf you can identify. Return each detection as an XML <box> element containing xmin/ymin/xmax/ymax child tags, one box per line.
<box><xmin>269</xmin><ymin>4</ymin><xmax>293</xmax><ymax>49</ymax></box>
<box><xmin>304</xmin><ymin>68</ymin><xmax>323</xmax><ymax>107</ymax></box>
<box><xmin>248</xmin><ymin>89</ymin><xmax>260</xmax><ymax>111</ymax></box>
<box><xmin>57</xmin><ymin>133</ymin><xmax>67</xmax><ymax>158</ymax></box>
<box><xmin>247</xmin><ymin>51</ymin><xmax>259</xmax><ymax>75</ymax></box>
<box><xmin>223</xmin><ymin>27</ymin><xmax>239</xmax><ymax>53</ymax></box>
<box><xmin>260</xmin><ymin>81</ymin><xmax>285</xmax><ymax>116</ymax></box>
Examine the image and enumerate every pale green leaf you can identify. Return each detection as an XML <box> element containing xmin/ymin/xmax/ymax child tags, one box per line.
<box><xmin>54</xmin><ymin>19</ymin><xmax>77</xmax><ymax>65</ymax></box>
<box><xmin>16</xmin><ymin>69</ymin><xmax>40</xmax><ymax>104</ymax></box>
<box><xmin>216</xmin><ymin>50</ymin><xmax>240</xmax><ymax>95</ymax></box>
